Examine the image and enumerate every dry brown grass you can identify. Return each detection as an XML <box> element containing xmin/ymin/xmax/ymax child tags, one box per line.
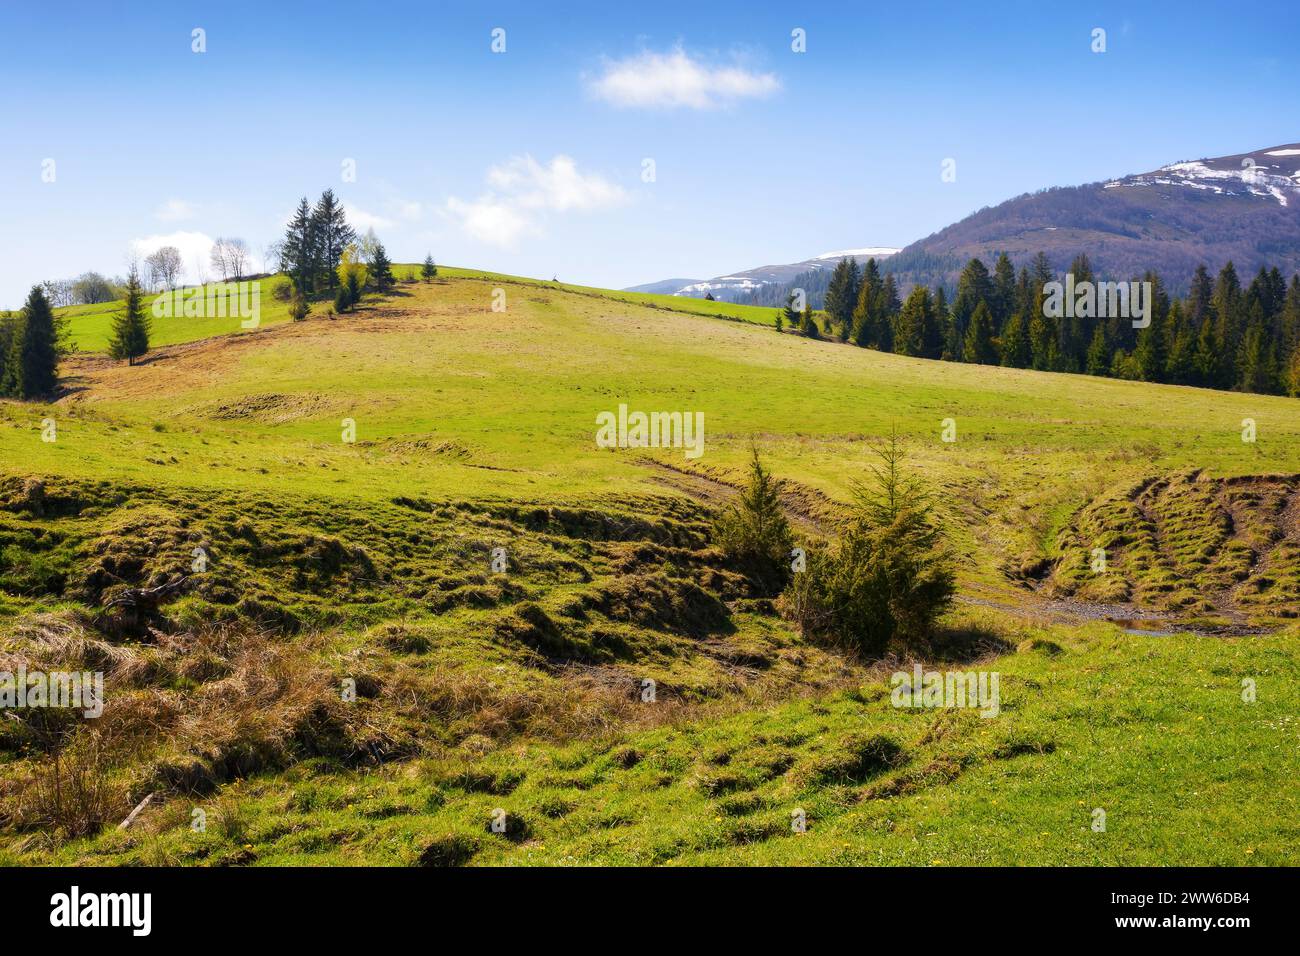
<box><xmin>0</xmin><ymin>617</ymin><xmax>413</xmax><ymax>838</ymax></box>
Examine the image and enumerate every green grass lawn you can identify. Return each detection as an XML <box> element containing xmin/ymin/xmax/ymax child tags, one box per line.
<box><xmin>55</xmin><ymin>265</ymin><xmax>779</xmax><ymax>356</ymax></box>
<box><xmin>57</xmin><ymin>282</ymin><xmax>299</xmax><ymax>353</ymax></box>
<box><xmin>2</xmin><ymin>267</ymin><xmax>1297</xmax><ymax>866</ymax></box>
<box><xmin>24</xmin><ymin>614</ymin><xmax>1297</xmax><ymax>866</ymax></box>
<box><xmin>19</xmin><ymin>269</ymin><xmax>1300</xmax><ymax>596</ymax></box>
<box><xmin>432</xmin><ymin>265</ymin><xmax>783</xmax><ymax>327</ymax></box>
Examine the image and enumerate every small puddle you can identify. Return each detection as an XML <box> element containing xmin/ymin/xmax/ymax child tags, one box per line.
<box><xmin>1109</xmin><ymin>618</ymin><xmax>1178</xmax><ymax>637</ymax></box>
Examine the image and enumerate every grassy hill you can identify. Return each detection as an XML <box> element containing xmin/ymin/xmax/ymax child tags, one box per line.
<box><xmin>55</xmin><ymin>266</ymin><xmax>780</xmax><ymax>354</ymax></box>
<box><xmin>1</xmin><ymin>268</ymin><xmax>1297</xmax><ymax>865</ymax></box>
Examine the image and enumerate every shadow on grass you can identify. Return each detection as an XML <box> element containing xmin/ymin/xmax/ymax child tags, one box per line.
<box><xmin>926</xmin><ymin>622</ymin><xmax>1016</xmax><ymax>664</ymax></box>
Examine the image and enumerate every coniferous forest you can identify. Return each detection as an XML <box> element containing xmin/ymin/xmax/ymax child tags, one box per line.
<box><xmin>791</xmin><ymin>253</ymin><xmax>1300</xmax><ymax>397</ymax></box>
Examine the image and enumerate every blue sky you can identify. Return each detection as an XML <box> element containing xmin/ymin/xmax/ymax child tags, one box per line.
<box><xmin>1</xmin><ymin>0</ymin><xmax>1297</xmax><ymax>308</ymax></box>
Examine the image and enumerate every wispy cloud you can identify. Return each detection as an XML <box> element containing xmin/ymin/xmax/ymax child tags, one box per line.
<box><xmin>344</xmin><ymin>204</ymin><xmax>395</xmax><ymax>232</ymax></box>
<box><xmin>444</xmin><ymin>196</ymin><xmax>538</xmax><ymax>247</ymax></box>
<box><xmin>587</xmin><ymin>47</ymin><xmax>779</xmax><ymax>110</ymax></box>
<box><xmin>388</xmin><ymin>199</ymin><xmax>425</xmax><ymax>222</ymax></box>
<box><xmin>155</xmin><ymin>198</ymin><xmax>196</xmax><ymax>222</ymax></box>
<box><xmin>444</xmin><ymin>155</ymin><xmax>626</xmax><ymax>248</ymax></box>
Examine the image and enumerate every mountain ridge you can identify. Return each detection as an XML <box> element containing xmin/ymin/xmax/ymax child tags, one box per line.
<box><xmin>633</xmin><ymin>144</ymin><xmax>1300</xmax><ymax>305</ymax></box>
<box><xmin>885</xmin><ymin>142</ymin><xmax>1300</xmax><ymax>294</ymax></box>
<box><xmin>625</xmin><ymin>247</ymin><xmax>899</xmax><ymax>302</ymax></box>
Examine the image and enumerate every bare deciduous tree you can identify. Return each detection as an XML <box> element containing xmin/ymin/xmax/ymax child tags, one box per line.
<box><xmin>226</xmin><ymin>238</ymin><xmax>249</xmax><ymax>280</ymax></box>
<box><xmin>209</xmin><ymin>237</ymin><xmax>250</xmax><ymax>281</ymax></box>
<box><xmin>145</xmin><ymin>246</ymin><xmax>182</xmax><ymax>291</ymax></box>
<box><xmin>41</xmin><ymin>279</ymin><xmax>74</xmax><ymax>307</ymax></box>
<box><xmin>210</xmin><ymin>238</ymin><xmax>230</xmax><ymax>281</ymax></box>
<box><xmin>262</xmin><ymin>240</ymin><xmax>284</xmax><ymax>275</ymax></box>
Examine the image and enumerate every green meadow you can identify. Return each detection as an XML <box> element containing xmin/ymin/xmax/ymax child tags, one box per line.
<box><xmin>57</xmin><ymin>285</ymin><xmax>296</xmax><ymax>353</ymax></box>
<box><xmin>0</xmin><ymin>267</ymin><xmax>1296</xmax><ymax>865</ymax></box>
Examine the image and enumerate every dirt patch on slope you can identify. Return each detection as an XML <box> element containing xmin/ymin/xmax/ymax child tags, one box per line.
<box><xmin>638</xmin><ymin>457</ymin><xmax>830</xmax><ymax>536</ymax></box>
<box><xmin>1045</xmin><ymin>470</ymin><xmax>1300</xmax><ymax>628</ymax></box>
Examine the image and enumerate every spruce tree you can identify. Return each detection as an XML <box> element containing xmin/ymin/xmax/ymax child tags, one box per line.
<box><xmin>823</xmin><ymin>258</ymin><xmax>858</xmax><ymax>340</ymax></box>
<box><xmin>311</xmin><ymin>190</ymin><xmax>355</xmax><ymax>290</ymax></box>
<box><xmin>879</xmin><ymin>273</ymin><xmax>897</xmax><ymax>312</ymax></box>
<box><xmin>1286</xmin><ymin>341</ymin><xmax>1300</xmax><ymax>397</ymax></box>
<box><xmin>1163</xmin><ymin>302</ymin><xmax>1194</xmax><ymax>384</ymax></box>
<box><xmin>282</xmin><ymin>197</ymin><xmax>317</xmax><ymax>293</ymax></box>
<box><xmin>1030</xmin><ymin>252</ymin><xmax>1054</xmax><ymax>292</ymax></box>
<box><xmin>1192</xmin><ymin>314</ymin><xmax>1224</xmax><ymax>388</ymax></box>
<box><xmin>1282</xmin><ymin>274</ymin><xmax>1300</xmax><ymax>356</ymax></box>
<box><xmin>800</xmin><ymin>304</ymin><xmax>818</xmax><ymax>338</ymax></box>
<box><xmin>920</xmin><ymin>286</ymin><xmax>945</xmax><ymax>359</ymax></box>
<box><xmin>0</xmin><ymin>312</ymin><xmax>15</xmax><ymax>396</ymax></box>
<box><xmin>950</xmin><ymin>257</ymin><xmax>993</xmax><ymax>355</ymax></box>
<box><xmin>1014</xmin><ymin>267</ymin><xmax>1033</xmax><ymax>322</ymax></box>
<box><xmin>781</xmin><ymin>293</ymin><xmax>799</xmax><ymax>332</ymax></box>
<box><xmin>992</xmin><ymin>253</ymin><xmax>1016</xmax><ymax>332</ymax></box>
<box><xmin>850</xmin><ymin>278</ymin><xmax>876</xmax><ymax>348</ymax></box>
<box><xmin>1237</xmin><ymin>320</ymin><xmax>1278</xmax><ymax>394</ymax></box>
<box><xmin>1059</xmin><ymin>253</ymin><xmax>1095</xmax><ymax>368</ymax></box>
<box><xmin>421</xmin><ymin>254</ymin><xmax>437</xmax><ymax>282</ymax></box>
<box><xmin>845</xmin><ymin>259</ymin><xmax>862</xmax><ymax>339</ymax></box>
<box><xmin>1187</xmin><ymin>264</ymin><xmax>1214</xmax><ymax>329</ymax></box>
<box><xmin>931</xmin><ymin>286</ymin><xmax>952</xmax><ymax>359</ymax></box>
<box><xmin>369</xmin><ymin>242</ymin><xmax>394</xmax><ymax>292</ymax></box>
<box><xmin>1000</xmin><ymin>312</ymin><xmax>1031</xmax><ymax>368</ymax></box>
<box><xmin>108</xmin><ymin>267</ymin><xmax>150</xmax><ymax>366</ymax></box>
<box><xmin>1029</xmin><ymin>312</ymin><xmax>1056</xmax><ymax>371</ymax></box>
<box><xmin>11</xmin><ymin>285</ymin><xmax>60</xmax><ymax>398</ymax></box>
<box><xmin>712</xmin><ymin>446</ymin><xmax>794</xmax><ymax>596</ymax></box>
<box><xmin>1212</xmin><ymin>261</ymin><xmax>1242</xmax><ymax>354</ymax></box>
<box><xmin>861</xmin><ymin>258</ymin><xmax>882</xmax><ymax>309</ymax></box>
<box><xmin>1265</xmin><ymin>267</ymin><xmax>1287</xmax><ymax>322</ymax></box>
<box><xmin>894</xmin><ymin>287</ymin><xmax>930</xmax><ymax>357</ymax></box>
<box><xmin>1085</xmin><ymin>325</ymin><xmax>1112</xmax><ymax>376</ymax></box>
<box><xmin>1134</xmin><ymin>297</ymin><xmax>1167</xmax><ymax>382</ymax></box>
<box><xmin>878</xmin><ymin>274</ymin><xmax>900</xmax><ymax>352</ymax></box>
<box><xmin>963</xmin><ymin>302</ymin><xmax>997</xmax><ymax>365</ymax></box>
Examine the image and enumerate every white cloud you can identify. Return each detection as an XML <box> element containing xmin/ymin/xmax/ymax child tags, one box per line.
<box><xmin>344</xmin><ymin>204</ymin><xmax>395</xmax><ymax>232</ymax></box>
<box><xmin>443</xmin><ymin>155</ymin><xmax>626</xmax><ymax>248</ymax></box>
<box><xmin>587</xmin><ymin>47</ymin><xmax>779</xmax><ymax>110</ymax></box>
<box><xmin>389</xmin><ymin>199</ymin><xmax>425</xmax><ymax>221</ymax></box>
<box><xmin>129</xmin><ymin>230</ymin><xmax>215</xmax><ymax>282</ymax></box>
<box><xmin>445</xmin><ymin>196</ymin><xmax>538</xmax><ymax>247</ymax></box>
<box><xmin>155</xmin><ymin>199</ymin><xmax>196</xmax><ymax>222</ymax></box>
<box><xmin>486</xmin><ymin>155</ymin><xmax>625</xmax><ymax>212</ymax></box>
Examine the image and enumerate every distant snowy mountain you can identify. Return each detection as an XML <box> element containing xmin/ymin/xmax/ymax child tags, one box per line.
<box><xmin>885</xmin><ymin>143</ymin><xmax>1300</xmax><ymax>293</ymax></box>
<box><xmin>626</xmin><ymin>248</ymin><xmax>900</xmax><ymax>302</ymax></box>
<box><xmin>632</xmin><ymin>145</ymin><xmax>1300</xmax><ymax>303</ymax></box>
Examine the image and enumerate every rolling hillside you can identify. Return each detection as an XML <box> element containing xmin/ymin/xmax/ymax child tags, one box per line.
<box><xmin>2</xmin><ymin>270</ymin><xmax>1298</xmax><ymax>865</ymax></box>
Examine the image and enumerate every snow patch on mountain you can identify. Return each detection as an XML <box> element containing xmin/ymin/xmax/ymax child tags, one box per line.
<box><xmin>815</xmin><ymin>247</ymin><xmax>901</xmax><ymax>260</ymax></box>
<box><xmin>629</xmin><ymin>247</ymin><xmax>901</xmax><ymax>301</ymax></box>
<box><xmin>1120</xmin><ymin>155</ymin><xmax>1300</xmax><ymax>208</ymax></box>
